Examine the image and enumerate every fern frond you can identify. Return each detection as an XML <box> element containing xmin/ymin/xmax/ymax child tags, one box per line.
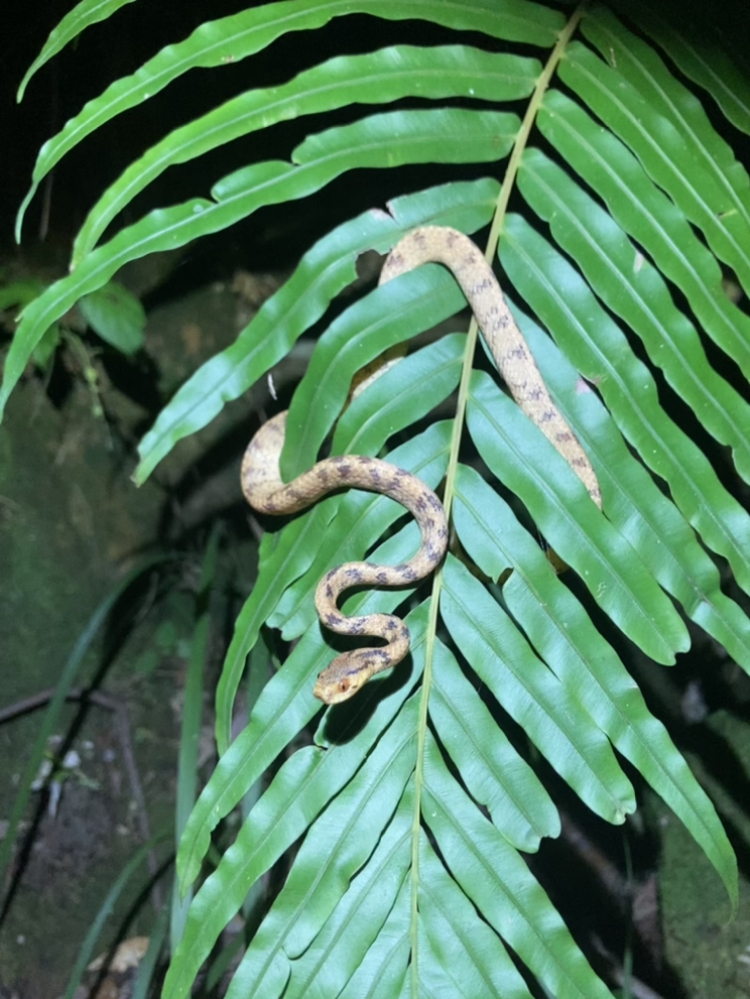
<box><xmin>6</xmin><ymin>1</ymin><xmax>749</xmax><ymax>995</ymax></box>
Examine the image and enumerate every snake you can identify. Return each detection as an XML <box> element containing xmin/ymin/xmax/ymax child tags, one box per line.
<box><xmin>241</xmin><ymin>226</ymin><xmax>601</xmax><ymax>705</ymax></box>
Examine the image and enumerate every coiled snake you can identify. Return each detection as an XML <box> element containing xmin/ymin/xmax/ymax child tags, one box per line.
<box><xmin>241</xmin><ymin>226</ymin><xmax>601</xmax><ymax>705</ymax></box>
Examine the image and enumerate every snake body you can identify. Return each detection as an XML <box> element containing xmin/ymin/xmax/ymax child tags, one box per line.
<box><xmin>241</xmin><ymin>226</ymin><xmax>600</xmax><ymax>705</ymax></box>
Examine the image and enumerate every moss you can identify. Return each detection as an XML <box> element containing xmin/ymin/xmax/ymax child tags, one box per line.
<box><xmin>657</xmin><ymin>711</ymin><xmax>750</xmax><ymax>998</ymax></box>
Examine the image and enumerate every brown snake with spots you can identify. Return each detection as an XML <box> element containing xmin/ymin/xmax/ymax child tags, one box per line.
<box><xmin>241</xmin><ymin>226</ymin><xmax>601</xmax><ymax>705</ymax></box>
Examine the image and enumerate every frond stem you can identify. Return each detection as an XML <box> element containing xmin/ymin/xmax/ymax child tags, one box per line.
<box><xmin>408</xmin><ymin>4</ymin><xmax>589</xmax><ymax>993</ymax></box>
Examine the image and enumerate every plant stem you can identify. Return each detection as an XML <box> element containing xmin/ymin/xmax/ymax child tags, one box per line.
<box><xmin>408</xmin><ymin>4</ymin><xmax>589</xmax><ymax>992</ymax></box>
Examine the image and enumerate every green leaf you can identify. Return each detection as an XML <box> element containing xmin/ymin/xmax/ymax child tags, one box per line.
<box><xmin>617</xmin><ymin>2</ymin><xmax>750</xmax><ymax>134</ymax></box>
<box><xmin>31</xmin><ymin>323</ymin><xmax>62</xmax><ymax>370</ymax></box>
<box><xmin>18</xmin><ymin>0</ymin><xmax>554</xmax><ymax>240</ymax></box>
<box><xmin>583</xmin><ymin>7</ymin><xmax>750</xmax><ymax>211</ymax></box>
<box><xmin>0</xmin><ymin>279</ymin><xmax>60</xmax><ymax>368</ymax></box>
<box><xmin>454</xmin><ymin>464</ymin><xmax>738</xmax><ymax>903</ymax></box>
<box><xmin>430</xmin><ymin>637</ymin><xmax>559</xmax><ymax>852</ymax></box>
<box><xmin>339</xmin><ymin>876</ymin><xmax>410</xmax><ymax>998</ymax></box>
<box><xmin>518</xmin><ymin>146</ymin><xmax>750</xmax><ymax>480</ymax></box>
<box><xmin>0</xmin><ymin>278</ymin><xmax>47</xmax><ymax>310</ymax></box>
<box><xmin>214</xmin><ymin>510</ymin><xmax>337</xmax><ymax>755</ymax></box>
<box><xmin>559</xmin><ymin>38</ymin><xmax>750</xmax><ymax>289</ymax></box>
<box><xmin>331</xmin><ymin>333</ymin><xmax>464</xmax><ymax>456</ymax></box>
<box><xmin>136</xmin><ymin>177</ymin><xmax>495</xmax><ymax>486</ymax></box>
<box><xmin>169</xmin><ymin>604</ymin><xmax>430</xmax><ymax>999</ymax></box>
<box><xmin>171</xmin><ymin>525</ymin><xmax>220</xmax><ymax>953</ymax></box>
<box><xmin>78</xmin><ymin>280</ymin><xmax>145</xmax><ymax>354</ymax></box>
<box><xmin>280</xmin><ymin>698</ymin><xmax>419</xmax><ymax>961</ymax></box>
<box><xmin>1</xmin><ymin>110</ymin><xmax>512</xmax><ymax>422</ymax></box>
<box><xmin>280</xmin><ymin>272</ymin><xmax>465</xmax><ymax>479</ymax></box>
<box><xmin>181</xmin><ymin>584</ymin><xmax>430</xmax><ymax>894</ymax></box>
<box><xmin>441</xmin><ymin>554</ymin><xmax>636</xmax><ymax>824</ymax></box>
<box><xmin>501</xmin><ymin>302</ymin><xmax>750</xmax><ymax>671</ymax></box>
<box><xmin>73</xmin><ymin>45</ymin><xmax>536</xmax><ymax>261</ymax></box>
<box><xmin>537</xmin><ymin>89</ymin><xmax>750</xmax><ymax>377</ymax></box>
<box><xmin>225</xmin><ymin>785</ymin><xmax>414</xmax><ymax>999</ymax></box>
<box><xmin>17</xmin><ymin>0</ymin><xmax>141</xmax><ymax>101</ymax></box>
<box><xmin>418</xmin><ymin>836</ymin><xmax>534</xmax><ymax>999</ymax></box>
<box><xmin>500</xmin><ymin>213</ymin><xmax>750</xmax><ymax>596</ymax></box>
<box><xmin>467</xmin><ymin>370</ymin><xmax>689</xmax><ymax>663</ymax></box>
<box><xmin>422</xmin><ymin>733</ymin><xmax>615</xmax><ymax>999</ymax></box>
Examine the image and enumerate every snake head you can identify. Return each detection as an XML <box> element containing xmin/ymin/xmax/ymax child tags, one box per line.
<box><xmin>313</xmin><ymin>652</ymin><xmax>373</xmax><ymax>705</ymax></box>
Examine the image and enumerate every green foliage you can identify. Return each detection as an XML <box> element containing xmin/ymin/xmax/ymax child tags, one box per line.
<box><xmin>0</xmin><ymin>274</ymin><xmax>144</xmax><ymax>376</ymax></box>
<box><xmin>78</xmin><ymin>281</ymin><xmax>145</xmax><ymax>355</ymax></box>
<box><xmin>0</xmin><ymin>277</ymin><xmax>60</xmax><ymax>367</ymax></box>
<box><xmin>7</xmin><ymin>1</ymin><xmax>750</xmax><ymax>996</ymax></box>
